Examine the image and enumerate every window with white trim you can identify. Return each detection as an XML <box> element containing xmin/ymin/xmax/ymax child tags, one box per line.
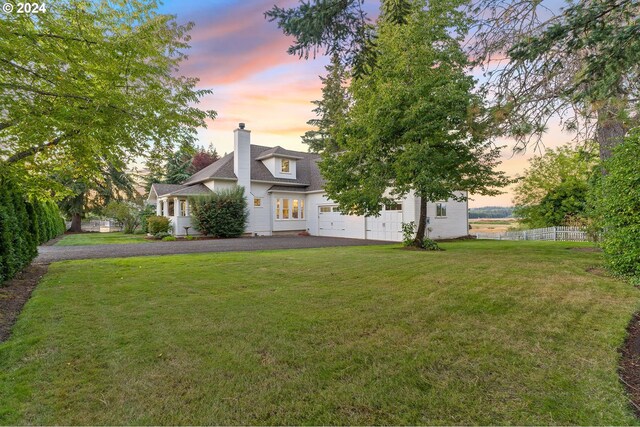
<box><xmin>254</xmin><ymin>198</ymin><xmax>262</xmax><ymax>207</ymax></box>
<box><xmin>436</xmin><ymin>203</ymin><xmax>447</xmax><ymax>218</ymax></box>
<box><xmin>281</xmin><ymin>159</ymin><xmax>290</xmax><ymax>173</ymax></box>
<box><xmin>276</xmin><ymin>198</ymin><xmax>305</xmax><ymax>220</ymax></box>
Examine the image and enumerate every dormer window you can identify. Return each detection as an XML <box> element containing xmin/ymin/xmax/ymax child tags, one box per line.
<box><xmin>281</xmin><ymin>159</ymin><xmax>290</xmax><ymax>173</ymax></box>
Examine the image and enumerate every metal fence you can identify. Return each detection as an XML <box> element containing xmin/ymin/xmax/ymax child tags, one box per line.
<box><xmin>473</xmin><ymin>226</ymin><xmax>591</xmax><ymax>242</ymax></box>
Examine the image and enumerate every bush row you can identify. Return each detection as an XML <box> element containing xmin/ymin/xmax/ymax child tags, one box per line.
<box><xmin>0</xmin><ymin>176</ymin><xmax>66</xmax><ymax>285</ymax></box>
<box><xmin>594</xmin><ymin>132</ymin><xmax>640</xmax><ymax>281</ymax></box>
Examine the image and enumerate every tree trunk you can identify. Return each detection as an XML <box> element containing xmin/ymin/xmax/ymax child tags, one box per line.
<box><xmin>69</xmin><ymin>213</ymin><xmax>82</xmax><ymax>232</ymax></box>
<box><xmin>67</xmin><ymin>192</ymin><xmax>84</xmax><ymax>232</ymax></box>
<box><xmin>413</xmin><ymin>196</ymin><xmax>428</xmax><ymax>248</ymax></box>
<box><xmin>597</xmin><ymin>105</ymin><xmax>627</xmax><ymax>163</ymax></box>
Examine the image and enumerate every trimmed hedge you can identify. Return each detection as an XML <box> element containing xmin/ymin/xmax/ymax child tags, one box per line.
<box><xmin>191</xmin><ymin>187</ymin><xmax>248</xmax><ymax>238</ymax></box>
<box><xmin>0</xmin><ymin>176</ymin><xmax>65</xmax><ymax>285</ymax></box>
<box><xmin>595</xmin><ymin>132</ymin><xmax>640</xmax><ymax>281</ymax></box>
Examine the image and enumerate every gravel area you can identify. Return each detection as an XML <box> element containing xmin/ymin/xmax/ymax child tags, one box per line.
<box><xmin>36</xmin><ymin>236</ymin><xmax>392</xmax><ymax>263</ymax></box>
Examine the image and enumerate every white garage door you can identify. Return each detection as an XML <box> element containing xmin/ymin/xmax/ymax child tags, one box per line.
<box><xmin>366</xmin><ymin>203</ymin><xmax>403</xmax><ymax>241</ymax></box>
<box><xmin>318</xmin><ymin>205</ymin><xmax>346</xmax><ymax>237</ymax></box>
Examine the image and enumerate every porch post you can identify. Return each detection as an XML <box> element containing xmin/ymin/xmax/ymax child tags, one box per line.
<box><xmin>156</xmin><ymin>200</ymin><xmax>161</xmax><ymax>216</ymax></box>
<box><xmin>185</xmin><ymin>199</ymin><xmax>190</xmax><ymax>217</ymax></box>
<box><xmin>162</xmin><ymin>198</ymin><xmax>169</xmax><ymax>217</ymax></box>
<box><xmin>174</xmin><ymin>197</ymin><xmax>180</xmax><ymax>216</ymax></box>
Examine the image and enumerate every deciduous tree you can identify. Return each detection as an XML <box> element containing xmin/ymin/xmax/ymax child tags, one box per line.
<box><xmin>0</xmin><ymin>0</ymin><xmax>216</xmax><ymax>188</ymax></box>
<box><xmin>513</xmin><ymin>142</ymin><xmax>598</xmax><ymax>228</ymax></box>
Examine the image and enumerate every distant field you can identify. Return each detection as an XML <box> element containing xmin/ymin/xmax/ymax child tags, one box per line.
<box><xmin>469</xmin><ymin>218</ymin><xmax>519</xmax><ymax>234</ymax></box>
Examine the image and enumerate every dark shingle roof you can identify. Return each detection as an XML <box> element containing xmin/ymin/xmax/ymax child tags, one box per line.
<box><xmin>183</xmin><ymin>145</ymin><xmax>324</xmax><ymax>189</ymax></box>
<box><xmin>306</xmin><ymin>157</ymin><xmax>325</xmax><ymax>192</ymax></box>
<box><xmin>255</xmin><ymin>146</ymin><xmax>304</xmax><ymax>160</ymax></box>
<box><xmin>183</xmin><ymin>152</ymin><xmax>236</xmax><ymax>185</ymax></box>
<box><xmin>151</xmin><ymin>183</ymin><xmax>186</xmax><ymax>197</ymax></box>
<box><xmin>165</xmin><ymin>184</ymin><xmax>212</xmax><ymax>197</ymax></box>
<box><xmin>268</xmin><ymin>185</ymin><xmax>309</xmax><ymax>192</ymax></box>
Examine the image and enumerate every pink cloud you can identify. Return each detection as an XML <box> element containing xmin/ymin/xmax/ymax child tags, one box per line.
<box><xmin>177</xmin><ymin>0</ymin><xmax>307</xmax><ymax>86</ymax></box>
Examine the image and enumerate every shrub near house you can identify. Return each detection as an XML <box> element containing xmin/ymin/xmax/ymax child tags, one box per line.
<box><xmin>146</xmin><ymin>216</ymin><xmax>171</xmax><ymax>236</ymax></box>
<box><xmin>191</xmin><ymin>187</ymin><xmax>248</xmax><ymax>238</ymax></box>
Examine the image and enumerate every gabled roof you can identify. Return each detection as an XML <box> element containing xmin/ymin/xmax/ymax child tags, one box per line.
<box><xmin>255</xmin><ymin>146</ymin><xmax>304</xmax><ymax>161</ymax></box>
<box><xmin>183</xmin><ymin>152</ymin><xmax>236</xmax><ymax>185</ymax></box>
<box><xmin>150</xmin><ymin>183</ymin><xmax>185</xmax><ymax>197</ymax></box>
<box><xmin>165</xmin><ymin>184</ymin><xmax>212</xmax><ymax>197</ymax></box>
<box><xmin>183</xmin><ymin>145</ymin><xmax>323</xmax><ymax>189</ymax></box>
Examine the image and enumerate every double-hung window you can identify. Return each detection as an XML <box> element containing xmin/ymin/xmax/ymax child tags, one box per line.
<box><xmin>275</xmin><ymin>198</ymin><xmax>304</xmax><ymax>220</ymax></box>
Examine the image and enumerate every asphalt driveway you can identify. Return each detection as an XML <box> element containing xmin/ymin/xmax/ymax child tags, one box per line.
<box><xmin>36</xmin><ymin>236</ymin><xmax>392</xmax><ymax>263</ymax></box>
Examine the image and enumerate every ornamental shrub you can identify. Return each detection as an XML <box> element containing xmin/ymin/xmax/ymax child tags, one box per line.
<box><xmin>191</xmin><ymin>187</ymin><xmax>248</xmax><ymax>238</ymax></box>
<box><xmin>105</xmin><ymin>201</ymin><xmax>141</xmax><ymax>234</ymax></box>
<box><xmin>401</xmin><ymin>221</ymin><xmax>416</xmax><ymax>246</ymax></box>
<box><xmin>422</xmin><ymin>238</ymin><xmax>443</xmax><ymax>251</ymax></box>
<box><xmin>593</xmin><ymin>132</ymin><xmax>640</xmax><ymax>280</ymax></box>
<box><xmin>162</xmin><ymin>236</ymin><xmax>177</xmax><ymax>241</ymax></box>
<box><xmin>154</xmin><ymin>231</ymin><xmax>171</xmax><ymax>240</ymax></box>
<box><xmin>147</xmin><ymin>215</ymin><xmax>171</xmax><ymax>235</ymax></box>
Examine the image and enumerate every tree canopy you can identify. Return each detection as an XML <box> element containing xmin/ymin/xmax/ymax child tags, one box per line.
<box><xmin>513</xmin><ymin>141</ymin><xmax>599</xmax><ymax>228</ymax></box>
<box><xmin>472</xmin><ymin>0</ymin><xmax>640</xmax><ymax>159</ymax></box>
<box><xmin>267</xmin><ymin>0</ymin><xmax>640</xmax><ymax>159</ymax></box>
<box><xmin>319</xmin><ymin>0</ymin><xmax>509</xmax><ymax>246</ymax></box>
<box><xmin>302</xmin><ymin>53</ymin><xmax>350</xmax><ymax>153</ymax></box>
<box><xmin>0</xmin><ymin>0</ymin><xmax>215</xmax><ymax>194</ymax></box>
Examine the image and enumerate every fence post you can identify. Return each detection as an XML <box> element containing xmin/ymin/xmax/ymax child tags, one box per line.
<box><xmin>554</xmin><ymin>226</ymin><xmax>557</xmax><ymax>241</ymax></box>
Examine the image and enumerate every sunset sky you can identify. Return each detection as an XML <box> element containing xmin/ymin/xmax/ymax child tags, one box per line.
<box><xmin>159</xmin><ymin>0</ymin><xmax>572</xmax><ymax>207</ymax></box>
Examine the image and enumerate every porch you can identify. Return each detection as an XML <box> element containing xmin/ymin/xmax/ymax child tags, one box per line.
<box><xmin>156</xmin><ymin>197</ymin><xmax>200</xmax><ymax>236</ymax></box>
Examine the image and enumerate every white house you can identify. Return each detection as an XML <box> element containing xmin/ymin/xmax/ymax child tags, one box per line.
<box><xmin>148</xmin><ymin>124</ymin><xmax>469</xmax><ymax>241</ymax></box>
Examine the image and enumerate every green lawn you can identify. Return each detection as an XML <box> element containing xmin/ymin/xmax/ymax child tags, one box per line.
<box><xmin>1</xmin><ymin>241</ymin><xmax>638</xmax><ymax>425</ymax></box>
<box><xmin>55</xmin><ymin>232</ymin><xmax>149</xmax><ymax>246</ymax></box>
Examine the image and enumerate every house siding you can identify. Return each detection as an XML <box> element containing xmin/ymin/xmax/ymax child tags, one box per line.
<box><xmin>248</xmin><ymin>183</ymin><xmax>273</xmax><ymax>234</ymax></box>
<box><xmin>426</xmin><ymin>191</ymin><xmax>469</xmax><ymax>239</ymax></box>
<box><xmin>148</xmin><ymin>127</ymin><xmax>469</xmax><ymax>241</ymax></box>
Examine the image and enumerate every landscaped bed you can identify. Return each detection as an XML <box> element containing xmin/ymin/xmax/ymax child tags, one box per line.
<box><xmin>1</xmin><ymin>241</ymin><xmax>638</xmax><ymax>424</ymax></box>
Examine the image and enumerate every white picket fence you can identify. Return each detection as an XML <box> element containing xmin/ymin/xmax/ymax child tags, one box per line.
<box><xmin>65</xmin><ymin>219</ymin><xmax>122</xmax><ymax>232</ymax></box>
<box><xmin>474</xmin><ymin>226</ymin><xmax>590</xmax><ymax>242</ymax></box>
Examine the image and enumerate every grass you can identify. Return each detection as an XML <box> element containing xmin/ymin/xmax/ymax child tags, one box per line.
<box><xmin>1</xmin><ymin>241</ymin><xmax>638</xmax><ymax>425</ymax></box>
<box><xmin>55</xmin><ymin>232</ymin><xmax>150</xmax><ymax>246</ymax></box>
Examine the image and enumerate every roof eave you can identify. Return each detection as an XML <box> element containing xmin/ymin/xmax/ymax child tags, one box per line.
<box><xmin>255</xmin><ymin>153</ymin><xmax>305</xmax><ymax>161</ymax></box>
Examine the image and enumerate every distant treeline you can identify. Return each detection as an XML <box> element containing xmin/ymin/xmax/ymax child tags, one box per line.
<box><xmin>468</xmin><ymin>206</ymin><xmax>515</xmax><ymax>219</ymax></box>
